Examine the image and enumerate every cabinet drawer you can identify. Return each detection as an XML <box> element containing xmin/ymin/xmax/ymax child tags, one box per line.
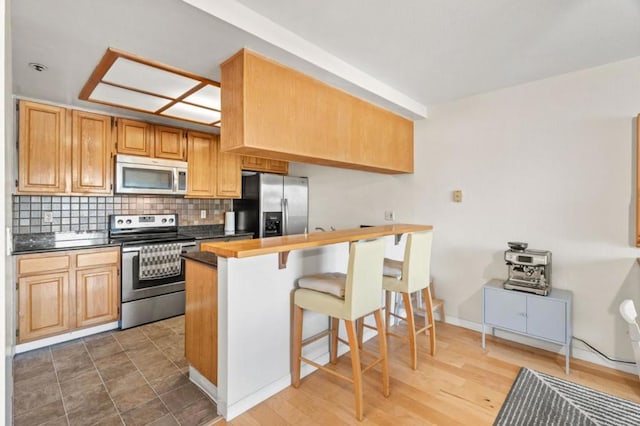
<box><xmin>18</xmin><ymin>254</ymin><xmax>71</xmax><ymax>275</ymax></box>
<box><xmin>76</xmin><ymin>249</ymin><xmax>119</xmax><ymax>268</ymax></box>
<box><xmin>483</xmin><ymin>288</ymin><xmax>527</xmax><ymax>333</ymax></box>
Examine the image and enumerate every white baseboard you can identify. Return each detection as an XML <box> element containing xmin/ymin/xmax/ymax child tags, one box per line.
<box><xmin>15</xmin><ymin>322</ymin><xmax>120</xmax><ymax>354</ymax></box>
<box><xmin>443</xmin><ymin>315</ymin><xmax>638</xmax><ymax>376</ymax></box>
<box><xmin>189</xmin><ymin>366</ymin><xmax>218</xmax><ymax>402</ymax></box>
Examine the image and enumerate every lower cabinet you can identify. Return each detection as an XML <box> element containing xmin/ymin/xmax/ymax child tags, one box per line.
<box><xmin>482</xmin><ymin>279</ymin><xmax>573</xmax><ymax>373</ymax></box>
<box><xmin>16</xmin><ymin>247</ymin><xmax>120</xmax><ymax>343</ymax></box>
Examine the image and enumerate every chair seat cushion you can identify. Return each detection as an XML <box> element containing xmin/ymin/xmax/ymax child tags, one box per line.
<box><xmin>383</xmin><ymin>258</ymin><xmax>403</xmax><ymax>279</ymax></box>
<box><xmin>297</xmin><ymin>272</ymin><xmax>346</xmax><ymax>298</ymax></box>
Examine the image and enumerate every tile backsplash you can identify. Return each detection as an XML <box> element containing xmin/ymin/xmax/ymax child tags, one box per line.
<box><xmin>12</xmin><ymin>195</ymin><xmax>233</xmax><ymax>234</ymax></box>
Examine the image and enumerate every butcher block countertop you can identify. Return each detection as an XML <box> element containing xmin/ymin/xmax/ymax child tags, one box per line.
<box><xmin>200</xmin><ymin>224</ymin><xmax>432</xmax><ymax>259</ymax></box>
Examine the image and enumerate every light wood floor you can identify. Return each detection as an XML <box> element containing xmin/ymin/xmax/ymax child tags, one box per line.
<box><xmin>220</xmin><ymin>321</ymin><xmax>640</xmax><ymax>425</ymax></box>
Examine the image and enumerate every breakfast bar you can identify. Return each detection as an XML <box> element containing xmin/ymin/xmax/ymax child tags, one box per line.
<box><xmin>188</xmin><ymin>224</ymin><xmax>431</xmax><ymax>420</ymax></box>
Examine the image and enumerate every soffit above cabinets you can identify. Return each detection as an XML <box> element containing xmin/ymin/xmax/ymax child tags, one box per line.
<box><xmin>79</xmin><ymin>48</ymin><xmax>221</xmax><ymax>127</ymax></box>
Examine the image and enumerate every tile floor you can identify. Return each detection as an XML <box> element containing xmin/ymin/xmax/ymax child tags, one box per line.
<box><xmin>12</xmin><ymin>316</ymin><xmax>220</xmax><ymax>426</ymax></box>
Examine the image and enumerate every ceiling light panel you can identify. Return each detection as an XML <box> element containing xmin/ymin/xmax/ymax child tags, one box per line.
<box><xmin>103</xmin><ymin>57</ymin><xmax>201</xmax><ymax>98</ymax></box>
<box><xmin>183</xmin><ymin>84</ymin><xmax>221</xmax><ymax>110</ymax></box>
<box><xmin>161</xmin><ymin>102</ymin><xmax>221</xmax><ymax>124</ymax></box>
<box><xmin>90</xmin><ymin>83</ymin><xmax>171</xmax><ymax>112</ymax></box>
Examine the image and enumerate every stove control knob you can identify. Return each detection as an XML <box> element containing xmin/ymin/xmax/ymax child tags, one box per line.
<box><xmin>168</xmin><ymin>218</ymin><xmax>174</xmax><ymax>223</ymax></box>
<box><xmin>116</xmin><ymin>219</ymin><xmax>123</xmax><ymax>225</ymax></box>
<box><xmin>125</xmin><ymin>219</ymin><xmax>132</xmax><ymax>225</ymax></box>
<box><xmin>161</xmin><ymin>218</ymin><xmax>167</xmax><ymax>223</ymax></box>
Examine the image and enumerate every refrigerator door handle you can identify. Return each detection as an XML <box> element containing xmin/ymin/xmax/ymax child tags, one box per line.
<box><xmin>283</xmin><ymin>198</ymin><xmax>289</xmax><ymax>235</ymax></box>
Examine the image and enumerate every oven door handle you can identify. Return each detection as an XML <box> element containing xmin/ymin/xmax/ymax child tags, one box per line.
<box><xmin>122</xmin><ymin>241</ymin><xmax>196</xmax><ymax>253</ymax></box>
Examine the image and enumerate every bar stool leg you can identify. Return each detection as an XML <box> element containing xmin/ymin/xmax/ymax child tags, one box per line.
<box><xmin>344</xmin><ymin>319</ymin><xmax>364</xmax><ymax>421</ymax></box>
<box><xmin>373</xmin><ymin>309</ymin><xmax>390</xmax><ymax>397</ymax></box>
<box><xmin>423</xmin><ymin>286</ymin><xmax>436</xmax><ymax>355</ymax></box>
<box><xmin>292</xmin><ymin>305</ymin><xmax>303</xmax><ymax>387</ymax></box>
<box><xmin>402</xmin><ymin>292</ymin><xmax>418</xmax><ymax>370</ymax></box>
<box><xmin>330</xmin><ymin>317</ymin><xmax>339</xmax><ymax>364</ymax></box>
<box><xmin>384</xmin><ymin>290</ymin><xmax>392</xmax><ymax>333</ymax></box>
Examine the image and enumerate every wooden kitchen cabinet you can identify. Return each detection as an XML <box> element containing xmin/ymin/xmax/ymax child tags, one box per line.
<box><xmin>17</xmin><ymin>100</ymin><xmax>68</xmax><ymax>194</ymax></box>
<box><xmin>221</xmin><ymin>49</ymin><xmax>413</xmax><ymax>174</ymax></box>
<box><xmin>186</xmin><ymin>131</ymin><xmax>218</xmax><ymax>198</ymax></box>
<box><xmin>241</xmin><ymin>156</ymin><xmax>289</xmax><ymax>175</ymax></box>
<box><xmin>18</xmin><ymin>271</ymin><xmax>71</xmax><ymax>342</ymax></box>
<box><xmin>76</xmin><ymin>265</ymin><xmax>119</xmax><ymax>328</ymax></box>
<box><xmin>155</xmin><ymin>125</ymin><xmax>186</xmax><ymax>160</ymax></box>
<box><xmin>71</xmin><ymin>110</ymin><xmax>113</xmax><ymax>194</ymax></box>
<box><xmin>115</xmin><ymin>118</ymin><xmax>153</xmax><ymax>157</ymax></box>
<box><xmin>17</xmin><ymin>100</ymin><xmax>114</xmax><ymax>195</ymax></box>
<box><xmin>187</xmin><ymin>131</ymin><xmax>241</xmax><ymax>198</ymax></box>
<box><xmin>16</xmin><ymin>247</ymin><xmax>120</xmax><ymax>343</ymax></box>
<box><xmin>115</xmin><ymin>119</ymin><xmax>186</xmax><ymax>160</ymax></box>
<box><xmin>217</xmin><ymin>149</ymin><xmax>241</xmax><ymax>198</ymax></box>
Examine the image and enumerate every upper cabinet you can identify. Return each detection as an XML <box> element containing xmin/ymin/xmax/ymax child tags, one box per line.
<box><xmin>17</xmin><ymin>100</ymin><xmax>113</xmax><ymax>196</ymax></box>
<box><xmin>17</xmin><ymin>101</ymin><xmax>68</xmax><ymax>194</ymax></box>
<box><xmin>241</xmin><ymin>156</ymin><xmax>289</xmax><ymax>175</ymax></box>
<box><xmin>71</xmin><ymin>110</ymin><xmax>112</xmax><ymax>194</ymax></box>
<box><xmin>154</xmin><ymin>125</ymin><xmax>186</xmax><ymax>160</ymax></box>
<box><xmin>220</xmin><ymin>49</ymin><xmax>414</xmax><ymax>174</ymax></box>
<box><xmin>115</xmin><ymin>118</ymin><xmax>153</xmax><ymax>157</ymax></box>
<box><xmin>186</xmin><ymin>131</ymin><xmax>241</xmax><ymax>199</ymax></box>
<box><xmin>115</xmin><ymin>119</ymin><xmax>186</xmax><ymax>160</ymax></box>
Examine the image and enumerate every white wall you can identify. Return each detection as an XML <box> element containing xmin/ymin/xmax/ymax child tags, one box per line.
<box><xmin>290</xmin><ymin>56</ymin><xmax>640</xmax><ymax>365</ymax></box>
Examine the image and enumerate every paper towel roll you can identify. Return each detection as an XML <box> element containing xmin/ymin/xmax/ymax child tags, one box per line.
<box><xmin>224</xmin><ymin>211</ymin><xmax>235</xmax><ymax>234</ymax></box>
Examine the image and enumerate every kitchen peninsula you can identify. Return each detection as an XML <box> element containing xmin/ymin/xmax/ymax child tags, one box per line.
<box><xmin>189</xmin><ymin>224</ymin><xmax>432</xmax><ymax>420</ymax></box>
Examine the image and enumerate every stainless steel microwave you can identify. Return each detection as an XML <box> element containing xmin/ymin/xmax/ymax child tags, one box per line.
<box><xmin>115</xmin><ymin>155</ymin><xmax>188</xmax><ymax>195</ymax></box>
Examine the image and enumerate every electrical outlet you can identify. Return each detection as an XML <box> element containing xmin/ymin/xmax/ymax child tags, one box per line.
<box><xmin>200</xmin><ymin>210</ymin><xmax>207</xmax><ymax>219</ymax></box>
<box><xmin>43</xmin><ymin>211</ymin><xmax>53</xmax><ymax>223</ymax></box>
<box><xmin>384</xmin><ymin>210</ymin><xmax>395</xmax><ymax>221</ymax></box>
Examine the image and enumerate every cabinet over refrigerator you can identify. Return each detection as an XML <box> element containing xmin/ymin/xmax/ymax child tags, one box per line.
<box><xmin>233</xmin><ymin>172</ymin><xmax>308</xmax><ymax>238</ymax></box>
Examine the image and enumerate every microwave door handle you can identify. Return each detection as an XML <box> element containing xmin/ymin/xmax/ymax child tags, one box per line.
<box><xmin>173</xmin><ymin>169</ymin><xmax>178</xmax><ymax>193</ymax></box>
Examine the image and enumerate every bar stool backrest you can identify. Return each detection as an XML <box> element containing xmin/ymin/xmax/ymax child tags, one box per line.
<box><xmin>402</xmin><ymin>231</ymin><xmax>434</xmax><ymax>294</ymax></box>
<box><xmin>345</xmin><ymin>239</ymin><xmax>385</xmax><ymax>320</ymax></box>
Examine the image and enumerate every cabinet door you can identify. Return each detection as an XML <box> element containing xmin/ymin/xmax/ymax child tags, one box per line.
<box><xmin>17</xmin><ymin>100</ymin><xmax>68</xmax><ymax>194</ymax></box>
<box><xmin>241</xmin><ymin>155</ymin><xmax>268</xmax><ymax>171</ymax></box>
<box><xmin>217</xmin><ymin>148</ymin><xmax>241</xmax><ymax>198</ymax></box>
<box><xmin>186</xmin><ymin>131</ymin><xmax>217</xmax><ymax>197</ymax></box>
<box><xmin>267</xmin><ymin>159</ymin><xmax>288</xmax><ymax>175</ymax></box>
<box><xmin>71</xmin><ymin>110</ymin><xmax>113</xmax><ymax>194</ymax></box>
<box><xmin>155</xmin><ymin>126</ymin><xmax>186</xmax><ymax>160</ymax></box>
<box><xmin>483</xmin><ymin>288</ymin><xmax>526</xmax><ymax>333</ymax></box>
<box><xmin>18</xmin><ymin>272</ymin><xmax>71</xmax><ymax>342</ymax></box>
<box><xmin>76</xmin><ymin>266</ymin><xmax>119</xmax><ymax>328</ymax></box>
<box><xmin>526</xmin><ymin>297</ymin><xmax>567</xmax><ymax>343</ymax></box>
<box><xmin>116</xmin><ymin>118</ymin><xmax>153</xmax><ymax>157</ymax></box>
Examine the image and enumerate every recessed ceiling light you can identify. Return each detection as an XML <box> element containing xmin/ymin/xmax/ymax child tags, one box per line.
<box><xmin>79</xmin><ymin>48</ymin><xmax>221</xmax><ymax>126</ymax></box>
<box><xmin>28</xmin><ymin>62</ymin><xmax>47</xmax><ymax>72</ymax></box>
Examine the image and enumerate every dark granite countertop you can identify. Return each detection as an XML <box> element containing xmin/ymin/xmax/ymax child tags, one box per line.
<box><xmin>181</xmin><ymin>251</ymin><xmax>218</xmax><ymax>267</ymax></box>
<box><xmin>12</xmin><ymin>225</ymin><xmax>254</xmax><ymax>255</ymax></box>
<box><xmin>12</xmin><ymin>231</ymin><xmax>119</xmax><ymax>255</ymax></box>
<box><xmin>179</xmin><ymin>225</ymin><xmax>253</xmax><ymax>241</ymax></box>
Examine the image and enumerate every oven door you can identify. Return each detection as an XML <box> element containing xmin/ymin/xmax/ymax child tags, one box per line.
<box><xmin>121</xmin><ymin>242</ymin><xmax>197</xmax><ymax>302</ymax></box>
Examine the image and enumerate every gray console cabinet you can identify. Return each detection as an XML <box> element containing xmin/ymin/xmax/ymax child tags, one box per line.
<box><xmin>482</xmin><ymin>279</ymin><xmax>573</xmax><ymax>374</ymax></box>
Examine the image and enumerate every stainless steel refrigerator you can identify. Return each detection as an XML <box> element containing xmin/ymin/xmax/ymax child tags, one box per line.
<box><xmin>233</xmin><ymin>172</ymin><xmax>309</xmax><ymax>238</ymax></box>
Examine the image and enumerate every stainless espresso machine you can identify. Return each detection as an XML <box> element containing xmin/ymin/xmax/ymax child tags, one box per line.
<box><xmin>503</xmin><ymin>242</ymin><xmax>552</xmax><ymax>296</ymax></box>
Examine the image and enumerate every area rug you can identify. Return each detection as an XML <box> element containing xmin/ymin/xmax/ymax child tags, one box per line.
<box><xmin>494</xmin><ymin>367</ymin><xmax>640</xmax><ymax>425</ymax></box>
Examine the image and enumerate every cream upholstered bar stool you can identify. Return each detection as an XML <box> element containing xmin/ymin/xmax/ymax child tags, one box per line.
<box><xmin>383</xmin><ymin>230</ymin><xmax>435</xmax><ymax>369</ymax></box>
<box><xmin>291</xmin><ymin>239</ymin><xmax>389</xmax><ymax>421</ymax></box>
